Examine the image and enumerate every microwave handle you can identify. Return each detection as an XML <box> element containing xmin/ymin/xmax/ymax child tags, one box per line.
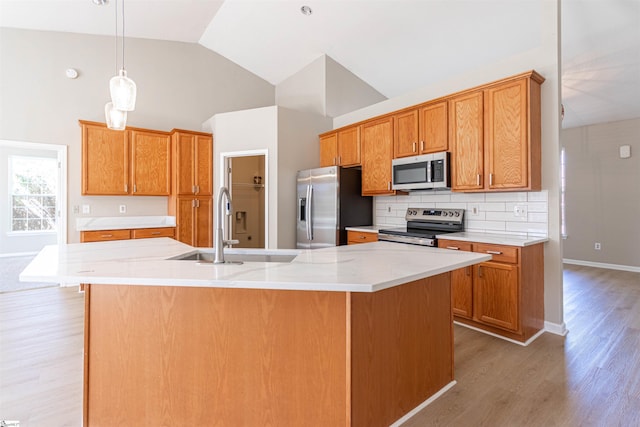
<box><xmin>427</xmin><ymin>160</ymin><xmax>433</xmax><ymax>183</ymax></box>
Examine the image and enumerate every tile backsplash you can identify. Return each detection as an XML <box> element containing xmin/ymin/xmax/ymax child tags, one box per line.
<box><xmin>374</xmin><ymin>190</ymin><xmax>549</xmax><ymax>237</ymax></box>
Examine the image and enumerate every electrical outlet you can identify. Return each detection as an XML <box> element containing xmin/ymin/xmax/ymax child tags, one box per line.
<box><xmin>513</xmin><ymin>205</ymin><xmax>527</xmax><ymax>217</ymax></box>
<box><xmin>82</xmin><ymin>204</ymin><xmax>90</xmax><ymax>214</ymax></box>
<box><xmin>387</xmin><ymin>205</ymin><xmax>392</xmax><ymax>213</ymax></box>
<box><xmin>469</xmin><ymin>204</ymin><xmax>480</xmax><ymax>216</ymax></box>
<box><xmin>119</xmin><ymin>205</ymin><xmax>126</xmax><ymax>214</ymax></box>
<box><xmin>594</xmin><ymin>242</ymin><xmax>601</xmax><ymax>250</ymax></box>
<box><xmin>73</xmin><ymin>205</ymin><xmax>79</xmax><ymax>214</ymax></box>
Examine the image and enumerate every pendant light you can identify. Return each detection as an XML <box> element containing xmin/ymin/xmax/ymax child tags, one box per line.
<box><xmin>105</xmin><ymin>102</ymin><xmax>127</xmax><ymax>130</ymax></box>
<box><xmin>109</xmin><ymin>0</ymin><xmax>136</xmax><ymax>112</ymax></box>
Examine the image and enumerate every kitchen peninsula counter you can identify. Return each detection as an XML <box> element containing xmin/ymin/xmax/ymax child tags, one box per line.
<box><xmin>21</xmin><ymin>239</ymin><xmax>489</xmax><ymax>427</ymax></box>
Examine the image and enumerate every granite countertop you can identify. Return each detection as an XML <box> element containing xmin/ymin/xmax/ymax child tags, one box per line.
<box><xmin>19</xmin><ymin>238</ymin><xmax>490</xmax><ymax>293</ymax></box>
<box><xmin>76</xmin><ymin>216</ymin><xmax>176</xmax><ymax>231</ymax></box>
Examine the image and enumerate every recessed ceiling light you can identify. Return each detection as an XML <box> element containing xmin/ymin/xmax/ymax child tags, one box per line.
<box><xmin>300</xmin><ymin>5</ymin><xmax>312</xmax><ymax>16</ymax></box>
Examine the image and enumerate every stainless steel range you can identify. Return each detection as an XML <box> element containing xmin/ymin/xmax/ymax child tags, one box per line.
<box><xmin>378</xmin><ymin>208</ymin><xmax>464</xmax><ymax>247</ymax></box>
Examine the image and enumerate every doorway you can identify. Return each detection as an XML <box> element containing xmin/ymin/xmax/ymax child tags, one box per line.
<box><xmin>222</xmin><ymin>151</ymin><xmax>266</xmax><ymax>249</ymax></box>
<box><xmin>0</xmin><ymin>140</ymin><xmax>67</xmax><ymax>256</ymax></box>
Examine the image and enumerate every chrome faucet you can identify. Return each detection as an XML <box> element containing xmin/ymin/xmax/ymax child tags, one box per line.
<box><xmin>214</xmin><ymin>186</ymin><xmax>239</xmax><ymax>264</ymax></box>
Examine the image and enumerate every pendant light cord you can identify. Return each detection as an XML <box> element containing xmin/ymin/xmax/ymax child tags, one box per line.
<box><xmin>121</xmin><ymin>0</ymin><xmax>125</xmax><ymax>71</ymax></box>
<box><xmin>114</xmin><ymin>0</ymin><xmax>118</xmax><ymax>74</ymax></box>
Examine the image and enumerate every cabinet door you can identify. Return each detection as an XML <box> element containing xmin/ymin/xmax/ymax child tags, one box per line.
<box><xmin>419</xmin><ymin>101</ymin><xmax>448</xmax><ymax>153</ymax></box>
<box><xmin>319</xmin><ymin>133</ymin><xmax>338</xmax><ymax>167</ymax></box>
<box><xmin>194</xmin><ymin>197</ymin><xmax>213</xmax><ymax>248</ymax></box>
<box><xmin>438</xmin><ymin>239</ymin><xmax>474</xmax><ymax>318</ymax></box>
<box><xmin>474</xmin><ymin>262</ymin><xmax>519</xmax><ymax>332</ymax></box>
<box><xmin>393</xmin><ymin>109</ymin><xmax>419</xmax><ymax>158</ymax></box>
<box><xmin>195</xmin><ymin>135</ymin><xmax>213</xmax><ymax>196</ymax></box>
<box><xmin>361</xmin><ymin>117</ymin><xmax>394</xmax><ymax>196</ymax></box>
<box><xmin>337</xmin><ymin>126</ymin><xmax>361</xmax><ymax>167</ymax></box>
<box><xmin>175</xmin><ymin>197</ymin><xmax>195</xmax><ymax>245</ymax></box>
<box><xmin>452</xmin><ymin>266</ymin><xmax>473</xmax><ymax>318</ymax></box>
<box><xmin>485</xmin><ymin>79</ymin><xmax>529</xmax><ymax>190</ymax></box>
<box><xmin>82</xmin><ymin>123</ymin><xmax>129</xmax><ymax>195</ymax></box>
<box><xmin>449</xmin><ymin>91</ymin><xmax>484</xmax><ymax>191</ymax></box>
<box><xmin>174</xmin><ymin>133</ymin><xmax>196</xmax><ymax>196</ymax></box>
<box><xmin>130</xmin><ymin>130</ymin><xmax>171</xmax><ymax>196</ymax></box>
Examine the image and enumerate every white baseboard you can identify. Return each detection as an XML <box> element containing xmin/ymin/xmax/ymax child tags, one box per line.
<box><xmin>563</xmin><ymin>259</ymin><xmax>640</xmax><ymax>273</ymax></box>
<box><xmin>544</xmin><ymin>321</ymin><xmax>568</xmax><ymax>336</ymax></box>
<box><xmin>391</xmin><ymin>380</ymin><xmax>457</xmax><ymax>426</ymax></box>
<box><xmin>453</xmin><ymin>321</ymin><xmax>545</xmax><ymax>346</ymax></box>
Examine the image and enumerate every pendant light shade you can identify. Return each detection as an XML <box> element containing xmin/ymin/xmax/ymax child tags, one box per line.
<box><xmin>105</xmin><ymin>101</ymin><xmax>127</xmax><ymax>130</ymax></box>
<box><xmin>110</xmin><ymin>69</ymin><xmax>137</xmax><ymax>111</ymax></box>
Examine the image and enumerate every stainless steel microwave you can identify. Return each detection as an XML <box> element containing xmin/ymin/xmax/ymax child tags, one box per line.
<box><xmin>391</xmin><ymin>152</ymin><xmax>450</xmax><ymax>190</ymax></box>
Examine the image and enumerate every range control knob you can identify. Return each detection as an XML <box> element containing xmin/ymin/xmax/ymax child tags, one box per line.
<box><xmin>454</xmin><ymin>211</ymin><xmax>460</xmax><ymax>217</ymax></box>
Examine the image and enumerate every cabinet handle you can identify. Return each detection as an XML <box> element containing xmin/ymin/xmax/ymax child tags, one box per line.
<box><xmin>476</xmin><ymin>174</ymin><xmax>481</xmax><ymax>186</ymax></box>
<box><xmin>333</xmin><ymin>157</ymin><xmax>337</xmax><ymax>165</ymax></box>
<box><xmin>420</xmin><ymin>141</ymin><xmax>424</xmax><ymax>151</ymax></box>
<box><xmin>466</xmin><ymin>266</ymin><xmax>472</xmax><ymax>276</ymax></box>
<box><xmin>192</xmin><ymin>185</ymin><xmax>196</xmax><ymax>194</ymax></box>
<box><xmin>196</xmin><ymin>199</ymin><xmax>200</xmax><ymax>208</ymax></box>
<box><xmin>387</xmin><ymin>182</ymin><xmax>391</xmax><ymax>191</ymax></box>
<box><xmin>192</xmin><ymin>199</ymin><xmax>196</xmax><ymax>208</ymax></box>
<box><xmin>359</xmin><ymin>235</ymin><xmax>366</xmax><ymax>239</ymax></box>
<box><xmin>133</xmin><ymin>184</ymin><xmax>137</xmax><ymax>193</ymax></box>
<box><xmin>124</xmin><ymin>184</ymin><xmax>128</xmax><ymax>193</ymax></box>
<box><xmin>486</xmin><ymin>250</ymin><xmax>502</xmax><ymax>255</ymax></box>
<box><xmin>101</xmin><ymin>234</ymin><xmax>113</xmax><ymax>238</ymax></box>
<box><xmin>489</xmin><ymin>173</ymin><xmax>493</xmax><ymax>186</ymax></box>
<box><xmin>338</xmin><ymin>155</ymin><xmax>341</xmax><ymax>165</ymax></box>
<box><xmin>412</xmin><ymin>142</ymin><xmax>417</xmax><ymax>152</ymax></box>
<box><xmin>478</xmin><ymin>266</ymin><xmax>483</xmax><ymax>278</ymax></box>
<box><xmin>151</xmin><ymin>231</ymin><xmax>161</xmax><ymax>235</ymax></box>
<box><xmin>446</xmin><ymin>246</ymin><xmax>460</xmax><ymax>250</ymax></box>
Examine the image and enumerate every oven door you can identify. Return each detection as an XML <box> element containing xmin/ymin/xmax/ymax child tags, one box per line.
<box><xmin>392</xmin><ymin>154</ymin><xmax>433</xmax><ymax>190</ymax></box>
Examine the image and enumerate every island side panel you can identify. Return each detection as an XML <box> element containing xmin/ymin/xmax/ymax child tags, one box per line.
<box><xmin>350</xmin><ymin>273</ymin><xmax>454</xmax><ymax>427</ymax></box>
<box><xmin>84</xmin><ymin>284</ymin><xmax>350</xmax><ymax>427</ymax></box>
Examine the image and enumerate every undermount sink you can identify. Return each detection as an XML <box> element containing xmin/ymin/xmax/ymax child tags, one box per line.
<box><xmin>168</xmin><ymin>250</ymin><xmax>297</xmax><ymax>264</ymax></box>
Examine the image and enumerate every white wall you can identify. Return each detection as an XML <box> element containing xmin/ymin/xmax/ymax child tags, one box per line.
<box><xmin>276</xmin><ymin>55</ymin><xmax>386</xmax><ymax>118</ymax></box>
<box><xmin>562</xmin><ymin>118</ymin><xmax>640</xmax><ymax>269</ymax></box>
<box><xmin>207</xmin><ymin>106</ymin><xmax>331</xmax><ymax>249</ymax></box>
<box><xmin>0</xmin><ymin>28</ymin><xmax>275</xmax><ymax>244</ymax></box>
<box><xmin>332</xmin><ymin>2</ymin><xmax>564</xmax><ymax>329</ymax></box>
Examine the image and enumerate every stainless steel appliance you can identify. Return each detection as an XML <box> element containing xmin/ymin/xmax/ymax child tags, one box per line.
<box><xmin>378</xmin><ymin>208</ymin><xmax>464</xmax><ymax>246</ymax></box>
<box><xmin>391</xmin><ymin>151</ymin><xmax>450</xmax><ymax>191</ymax></box>
<box><xmin>296</xmin><ymin>166</ymin><xmax>372</xmax><ymax>249</ymax></box>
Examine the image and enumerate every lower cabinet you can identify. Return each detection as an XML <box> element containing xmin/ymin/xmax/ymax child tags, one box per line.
<box><xmin>174</xmin><ymin>196</ymin><xmax>213</xmax><ymax>247</ymax></box>
<box><xmin>81</xmin><ymin>227</ymin><xmax>175</xmax><ymax>243</ymax></box>
<box><xmin>347</xmin><ymin>230</ymin><xmax>378</xmax><ymax>245</ymax></box>
<box><xmin>438</xmin><ymin>239</ymin><xmax>544</xmax><ymax>343</ymax></box>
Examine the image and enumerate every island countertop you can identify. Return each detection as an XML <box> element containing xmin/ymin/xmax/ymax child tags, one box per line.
<box><xmin>20</xmin><ymin>238</ymin><xmax>491</xmax><ymax>293</ymax></box>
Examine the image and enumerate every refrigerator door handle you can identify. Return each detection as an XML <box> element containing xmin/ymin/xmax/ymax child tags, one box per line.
<box><xmin>307</xmin><ymin>184</ymin><xmax>313</xmax><ymax>241</ymax></box>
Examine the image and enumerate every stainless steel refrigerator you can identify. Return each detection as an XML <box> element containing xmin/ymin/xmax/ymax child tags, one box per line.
<box><xmin>296</xmin><ymin>166</ymin><xmax>372</xmax><ymax>249</ymax></box>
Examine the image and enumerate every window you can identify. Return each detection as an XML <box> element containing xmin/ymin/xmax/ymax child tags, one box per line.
<box><xmin>9</xmin><ymin>155</ymin><xmax>58</xmax><ymax>232</ymax></box>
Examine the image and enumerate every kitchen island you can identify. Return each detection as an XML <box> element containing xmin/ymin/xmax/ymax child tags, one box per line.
<box><xmin>21</xmin><ymin>238</ymin><xmax>490</xmax><ymax>427</ymax></box>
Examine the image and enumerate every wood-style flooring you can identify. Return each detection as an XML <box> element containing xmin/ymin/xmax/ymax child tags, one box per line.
<box><xmin>1</xmin><ymin>264</ymin><xmax>639</xmax><ymax>426</ymax></box>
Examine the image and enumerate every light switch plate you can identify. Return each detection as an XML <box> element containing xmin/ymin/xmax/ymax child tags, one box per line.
<box><xmin>82</xmin><ymin>204</ymin><xmax>90</xmax><ymax>214</ymax></box>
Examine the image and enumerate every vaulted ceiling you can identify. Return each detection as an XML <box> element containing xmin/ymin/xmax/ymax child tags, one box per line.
<box><xmin>1</xmin><ymin>0</ymin><xmax>638</xmax><ymax>129</ymax></box>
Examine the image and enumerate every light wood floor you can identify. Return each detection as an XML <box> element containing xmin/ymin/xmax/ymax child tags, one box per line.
<box><xmin>1</xmin><ymin>264</ymin><xmax>639</xmax><ymax>426</ymax></box>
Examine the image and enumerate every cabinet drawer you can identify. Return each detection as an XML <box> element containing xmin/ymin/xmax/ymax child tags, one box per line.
<box><xmin>132</xmin><ymin>227</ymin><xmax>175</xmax><ymax>239</ymax></box>
<box><xmin>437</xmin><ymin>239</ymin><xmax>472</xmax><ymax>252</ymax></box>
<box><xmin>473</xmin><ymin>243</ymin><xmax>519</xmax><ymax>264</ymax></box>
<box><xmin>81</xmin><ymin>229</ymin><xmax>131</xmax><ymax>242</ymax></box>
<box><xmin>347</xmin><ymin>230</ymin><xmax>378</xmax><ymax>244</ymax></box>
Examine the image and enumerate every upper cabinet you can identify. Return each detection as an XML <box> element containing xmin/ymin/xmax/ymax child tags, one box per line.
<box><xmin>172</xmin><ymin>130</ymin><xmax>213</xmax><ymax>196</ymax></box>
<box><xmin>319</xmin><ymin>126</ymin><xmax>361</xmax><ymax>167</ymax></box>
<box><xmin>361</xmin><ymin>116</ymin><xmax>395</xmax><ymax>196</ymax></box>
<box><xmin>450</xmin><ymin>72</ymin><xmax>543</xmax><ymax>192</ymax></box>
<box><xmin>394</xmin><ymin>101</ymin><xmax>448</xmax><ymax>158</ymax></box>
<box><xmin>81</xmin><ymin>121</ymin><xmax>170</xmax><ymax>196</ymax></box>
<box><xmin>449</xmin><ymin>91</ymin><xmax>485</xmax><ymax>191</ymax></box>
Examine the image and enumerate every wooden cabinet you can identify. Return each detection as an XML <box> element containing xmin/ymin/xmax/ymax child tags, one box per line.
<box><xmin>169</xmin><ymin>130</ymin><xmax>214</xmax><ymax>247</ymax></box>
<box><xmin>319</xmin><ymin>126</ymin><xmax>361</xmax><ymax>167</ymax></box>
<box><xmin>172</xmin><ymin>130</ymin><xmax>213</xmax><ymax>196</ymax></box>
<box><xmin>438</xmin><ymin>239</ymin><xmax>544</xmax><ymax>343</ymax></box>
<box><xmin>80</xmin><ymin>121</ymin><xmax>171</xmax><ymax>196</ymax></box>
<box><xmin>81</xmin><ymin>227</ymin><xmax>175</xmax><ymax>243</ymax></box>
<box><xmin>347</xmin><ymin>230</ymin><xmax>378</xmax><ymax>245</ymax></box>
<box><xmin>394</xmin><ymin>101</ymin><xmax>448</xmax><ymax>158</ymax></box>
<box><xmin>174</xmin><ymin>196</ymin><xmax>213</xmax><ymax>247</ymax></box>
<box><xmin>361</xmin><ymin>116</ymin><xmax>395</xmax><ymax>196</ymax></box>
<box><xmin>449</xmin><ymin>91</ymin><xmax>485</xmax><ymax>191</ymax></box>
<box><xmin>450</xmin><ymin>72</ymin><xmax>543</xmax><ymax>192</ymax></box>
